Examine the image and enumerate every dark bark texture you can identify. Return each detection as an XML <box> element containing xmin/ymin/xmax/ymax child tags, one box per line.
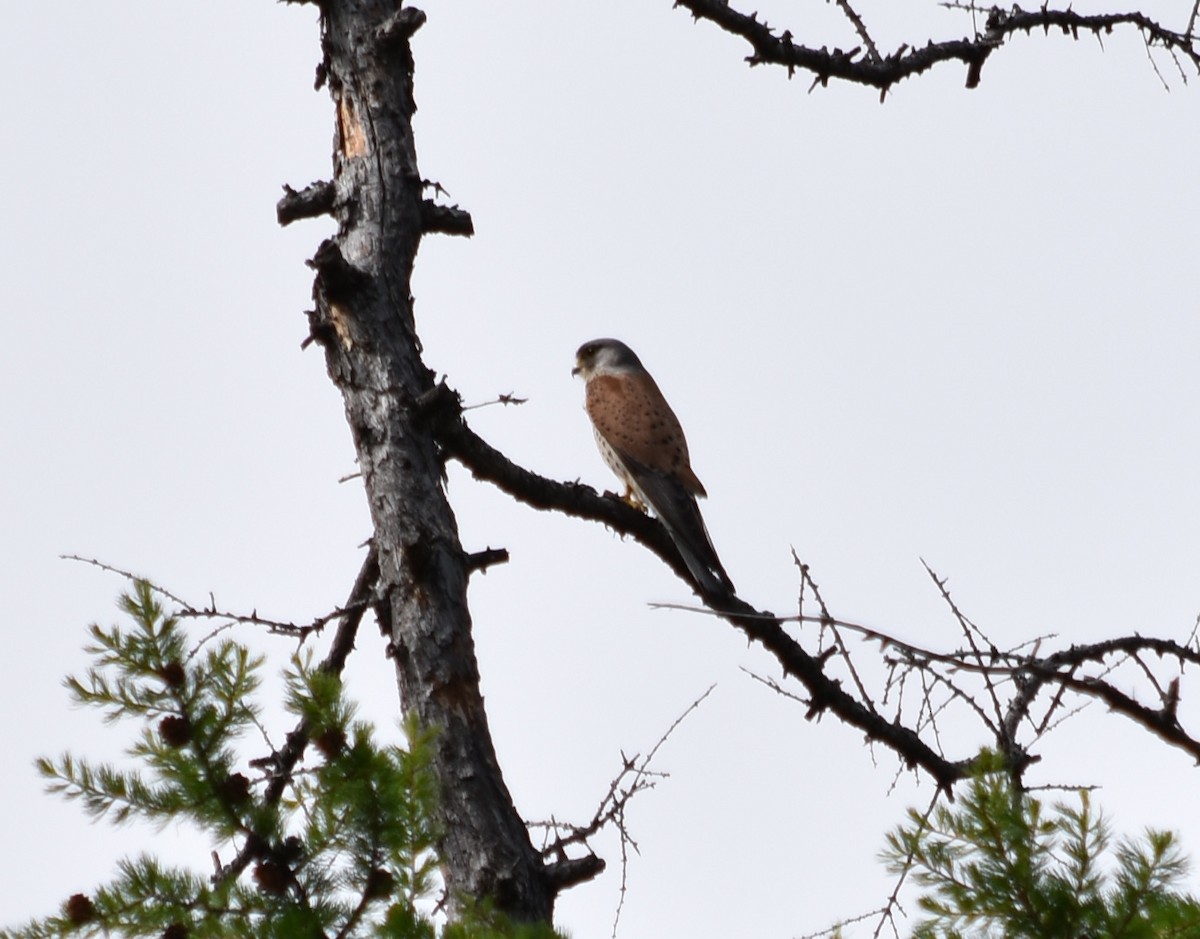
<box><xmin>299</xmin><ymin>0</ymin><xmax>557</xmax><ymax>922</ymax></box>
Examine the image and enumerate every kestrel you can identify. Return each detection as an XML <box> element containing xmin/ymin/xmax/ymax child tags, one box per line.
<box><xmin>573</xmin><ymin>338</ymin><xmax>735</xmax><ymax>596</ymax></box>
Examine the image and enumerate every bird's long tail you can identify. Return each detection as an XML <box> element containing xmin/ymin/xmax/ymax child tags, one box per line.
<box><xmin>634</xmin><ymin>471</ymin><xmax>735</xmax><ymax>597</ymax></box>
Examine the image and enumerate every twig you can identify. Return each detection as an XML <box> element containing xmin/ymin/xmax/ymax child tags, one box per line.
<box><xmin>613</xmin><ymin>684</ymin><xmax>715</xmax><ymax>938</ymax></box>
<box><xmin>872</xmin><ymin>790</ymin><xmax>941</xmax><ymax>939</ymax></box>
<box><xmin>921</xmin><ymin>560</ymin><xmax>1006</xmax><ymax>741</ymax></box>
<box><xmin>831</xmin><ymin>0</ymin><xmax>881</xmax><ymax>61</ymax></box>
<box><xmin>528</xmin><ymin>686</ymin><xmax>716</xmax><ymax>938</ymax></box>
<box><xmin>1143</xmin><ymin>29</ymin><xmax>1171</xmax><ymax>90</ymax></box>
<box><xmin>793</xmin><ymin>552</ymin><xmax>875</xmax><ymax>716</ymax></box>
<box><xmin>462</xmin><ymin>393</ymin><xmax>528</xmax><ymax>411</ymax></box>
<box><xmin>61</xmin><ymin>554</ymin><xmax>189</xmax><ymax>608</ymax></box>
<box><xmin>175</xmin><ymin>600</ymin><xmax>371</xmax><ymax>642</ymax></box>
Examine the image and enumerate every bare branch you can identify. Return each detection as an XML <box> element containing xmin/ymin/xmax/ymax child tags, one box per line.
<box><xmin>419</xmin><ymin>200</ymin><xmax>475</xmax><ymax>237</ymax></box>
<box><xmin>463</xmin><ymin>392</ymin><xmax>528</xmax><ymax>411</ymax></box>
<box><xmin>832</xmin><ymin>0</ymin><xmax>881</xmax><ymax>61</ymax></box>
<box><xmin>465</xmin><ymin>547</ymin><xmax>510</xmax><ymax>574</ymax></box>
<box><xmin>62</xmin><ymin>554</ymin><xmax>190</xmax><ymax>609</ymax></box>
<box><xmin>174</xmin><ymin>598</ymin><xmax>371</xmax><ymax>641</ymax></box>
<box><xmin>871</xmin><ymin>791</ymin><xmax>941</xmax><ymax>939</ymax></box>
<box><xmin>429</xmin><ymin>385</ymin><xmax>971</xmax><ymax>789</ymax></box>
<box><xmin>922</xmin><ymin>560</ymin><xmax>1008</xmax><ymax>749</ymax></box>
<box><xmin>529</xmin><ymin>686</ymin><xmax>715</xmax><ymax>932</ymax></box>
<box><xmin>672</xmin><ymin>0</ymin><xmax>1200</xmax><ymax>92</ymax></box>
<box><xmin>277</xmin><ymin>180</ymin><xmax>336</xmax><ymax>226</ymax></box>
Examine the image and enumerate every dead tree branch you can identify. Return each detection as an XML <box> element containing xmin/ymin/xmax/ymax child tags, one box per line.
<box><xmin>671</xmin><ymin>0</ymin><xmax>1200</xmax><ymax>94</ymax></box>
<box><xmin>529</xmin><ymin>686</ymin><xmax>716</xmax><ymax>938</ymax></box>
<box><xmin>427</xmin><ymin>376</ymin><xmax>1200</xmax><ymax>789</ymax></box>
<box><xmin>429</xmin><ymin>381</ymin><xmax>971</xmax><ymax>791</ymax></box>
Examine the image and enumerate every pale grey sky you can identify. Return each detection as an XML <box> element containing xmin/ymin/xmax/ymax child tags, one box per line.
<box><xmin>3</xmin><ymin>2</ymin><xmax>1199</xmax><ymax>937</ymax></box>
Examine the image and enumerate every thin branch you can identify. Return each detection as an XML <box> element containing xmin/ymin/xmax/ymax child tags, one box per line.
<box><xmin>672</xmin><ymin>0</ymin><xmax>1200</xmax><ymax>93</ymax></box>
<box><xmin>651</xmin><ymin>600</ymin><xmax>1200</xmax><ymax>677</ymax></box>
<box><xmin>832</xmin><ymin>0</ymin><xmax>881</xmax><ymax>61</ymax></box>
<box><xmin>921</xmin><ymin>560</ymin><xmax>1007</xmax><ymax>746</ymax></box>
<box><xmin>62</xmin><ymin>554</ymin><xmax>190</xmax><ymax>608</ymax></box>
<box><xmin>872</xmin><ymin>790</ymin><xmax>941</xmax><ymax>939</ymax></box>
<box><xmin>462</xmin><ymin>392</ymin><xmax>528</xmax><ymax>411</ymax></box>
<box><xmin>800</xmin><ymin>559</ymin><xmax>874</xmax><ymax>709</ymax></box>
<box><xmin>611</xmin><ymin>684</ymin><xmax>715</xmax><ymax>937</ymax></box>
<box><xmin>175</xmin><ymin>599</ymin><xmax>371</xmax><ymax>641</ymax></box>
<box><xmin>532</xmin><ymin>685</ymin><xmax>715</xmax><ymax>858</ymax></box>
<box><xmin>529</xmin><ymin>686</ymin><xmax>715</xmax><ymax>934</ymax></box>
<box><xmin>1041</xmin><ymin>669</ymin><xmax>1200</xmax><ymax>763</ymax></box>
<box><xmin>1143</xmin><ymin>30</ymin><xmax>1172</xmax><ymax>90</ymax></box>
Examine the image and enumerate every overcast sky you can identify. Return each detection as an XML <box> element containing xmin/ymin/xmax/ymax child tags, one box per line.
<box><xmin>3</xmin><ymin>2</ymin><xmax>1199</xmax><ymax>937</ymax></box>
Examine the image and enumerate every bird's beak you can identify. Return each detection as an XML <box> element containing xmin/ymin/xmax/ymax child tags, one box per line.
<box><xmin>571</xmin><ymin>363</ymin><xmax>582</xmax><ymax>377</ymax></box>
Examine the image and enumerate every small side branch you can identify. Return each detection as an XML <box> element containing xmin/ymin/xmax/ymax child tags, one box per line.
<box><xmin>277</xmin><ymin>180</ymin><xmax>336</xmax><ymax>226</ymax></box>
<box><xmin>832</xmin><ymin>0</ymin><xmax>881</xmax><ymax>61</ymax></box>
<box><xmin>531</xmin><ymin>686</ymin><xmax>714</xmax><ymax>919</ymax></box>
<box><xmin>420</xmin><ymin>200</ymin><xmax>475</xmax><ymax>237</ymax></box>
<box><xmin>465</xmin><ymin>547</ymin><xmax>509</xmax><ymax>574</ymax></box>
<box><xmin>376</xmin><ymin>6</ymin><xmax>426</xmax><ymax>46</ymax></box>
<box><xmin>544</xmin><ymin>855</ymin><xmax>606</xmax><ymax>891</ymax></box>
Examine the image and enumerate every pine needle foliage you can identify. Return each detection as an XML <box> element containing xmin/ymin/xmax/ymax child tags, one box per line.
<box><xmin>3</xmin><ymin>583</ymin><xmax>563</xmax><ymax>939</ymax></box>
<box><xmin>883</xmin><ymin>752</ymin><xmax>1200</xmax><ymax>939</ymax></box>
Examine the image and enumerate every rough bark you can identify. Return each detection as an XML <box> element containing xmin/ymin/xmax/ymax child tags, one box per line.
<box><xmin>298</xmin><ymin>0</ymin><xmax>557</xmax><ymax>922</ymax></box>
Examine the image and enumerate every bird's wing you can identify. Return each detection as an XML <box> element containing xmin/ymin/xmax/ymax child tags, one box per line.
<box><xmin>621</xmin><ymin>455</ymin><xmax>735</xmax><ymax>596</ymax></box>
<box><xmin>585</xmin><ymin>374</ymin><xmax>707</xmax><ymax>496</ymax></box>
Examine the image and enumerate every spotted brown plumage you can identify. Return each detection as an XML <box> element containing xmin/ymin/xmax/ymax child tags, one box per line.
<box><xmin>573</xmin><ymin>338</ymin><xmax>735</xmax><ymax>596</ymax></box>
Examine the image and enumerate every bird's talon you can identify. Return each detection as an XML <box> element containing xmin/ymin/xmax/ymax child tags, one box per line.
<box><xmin>621</xmin><ymin>488</ymin><xmax>648</xmax><ymax>512</ymax></box>
<box><xmin>604</xmin><ymin>488</ymin><xmax>647</xmax><ymax>512</ymax></box>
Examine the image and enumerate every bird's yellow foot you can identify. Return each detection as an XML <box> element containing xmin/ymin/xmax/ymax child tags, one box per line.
<box><xmin>621</xmin><ymin>486</ymin><xmax>647</xmax><ymax>512</ymax></box>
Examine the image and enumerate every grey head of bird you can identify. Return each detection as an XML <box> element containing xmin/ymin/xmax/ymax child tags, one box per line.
<box><xmin>572</xmin><ymin>338</ymin><xmax>645</xmax><ymax>379</ymax></box>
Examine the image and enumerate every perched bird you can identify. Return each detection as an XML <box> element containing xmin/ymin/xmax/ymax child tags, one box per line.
<box><xmin>573</xmin><ymin>338</ymin><xmax>735</xmax><ymax>596</ymax></box>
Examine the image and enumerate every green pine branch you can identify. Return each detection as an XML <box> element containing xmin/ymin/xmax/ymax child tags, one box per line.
<box><xmin>883</xmin><ymin>751</ymin><xmax>1200</xmax><ymax>939</ymax></box>
<box><xmin>3</xmin><ymin>583</ymin><xmax>565</xmax><ymax>939</ymax></box>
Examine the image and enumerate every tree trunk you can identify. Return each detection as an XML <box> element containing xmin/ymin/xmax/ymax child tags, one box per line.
<box><xmin>301</xmin><ymin>0</ymin><xmax>555</xmax><ymax>922</ymax></box>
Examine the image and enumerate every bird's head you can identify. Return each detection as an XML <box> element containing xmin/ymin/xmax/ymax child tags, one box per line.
<box><xmin>572</xmin><ymin>338</ymin><xmax>643</xmax><ymax>379</ymax></box>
